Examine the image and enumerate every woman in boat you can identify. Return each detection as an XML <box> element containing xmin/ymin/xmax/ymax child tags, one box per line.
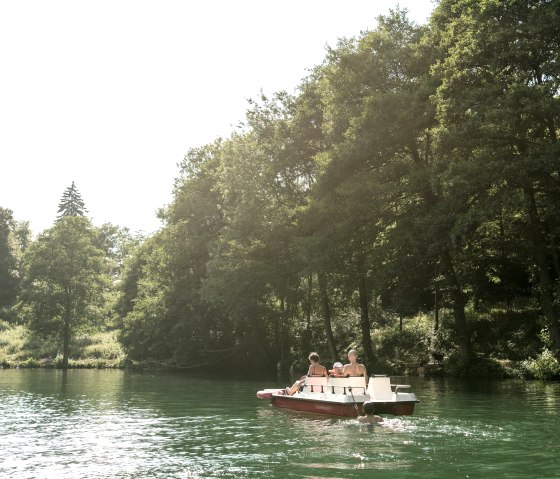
<box><xmin>342</xmin><ymin>349</ymin><xmax>368</xmax><ymax>379</ymax></box>
<box><xmin>286</xmin><ymin>352</ymin><xmax>326</xmax><ymax>395</ymax></box>
<box><xmin>307</xmin><ymin>352</ymin><xmax>328</xmax><ymax>377</ymax></box>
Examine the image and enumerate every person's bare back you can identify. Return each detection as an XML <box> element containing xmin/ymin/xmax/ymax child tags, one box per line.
<box><xmin>343</xmin><ymin>362</ymin><xmax>366</xmax><ymax>376</ymax></box>
<box><xmin>342</xmin><ymin>349</ymin><xmax>368</xmax><ymax>378</ymax></box>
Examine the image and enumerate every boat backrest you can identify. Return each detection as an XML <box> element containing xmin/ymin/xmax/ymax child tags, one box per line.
<box><xmin>347</xmin><ymin>376</ymin><xmax>367</xmax><ymax>394</ymax></box>
<box><xmin>367</xmin><ymin>376</ymin><xmax>394</xmax><ymax>401</ymax></box>
<box><xmin>328</xmin><ymin>377</ymin><xmax>349</xmax><ymax>394</ymax></box>
<box><xmin>326</xmin><ymin>376</ymin><xmax>367</xmax><ymax>394</ymax></box>
<box><xmin>303</xmin><ymin>376</ymin><xmax>328</xmax><ymax>393</ymax></box>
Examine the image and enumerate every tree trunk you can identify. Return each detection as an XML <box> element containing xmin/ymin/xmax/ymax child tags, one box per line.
<box><xmin>62</xmin><ymin>313</ymin><xmax>70</xmax><ymax>370</ymax></box>
<box><xmin>302</xmin><ymin>274</ymin><xmax>313</xmax><ymax>354</ymax></box>
<box><xmin>525</xmin><ymin>188</ymin><xmax>560</xmax><ymax>358</ymax></box>
<box><xmin>280</xmin><ymin>297</ymin><xmax>286</xmax><ymax>363</ymax></box>
<box><xmin>357</xmin><ymin>265</ymin><xmax>375</xmax><ymax>368</ymax></box>
<box><xmin>318</xmin><ymin>273</ymin><xmax>338</xmax><ymax>361</ymax></box>
<box><xmin>434</xmin><ymin>284</ymin><xmax>439</xmax><ymax>332</ymax></box>
<box><xmin>61</xmin><ymin>290</ymin><xmax>71</xmax><ymax>370</ymax></box>
<box><xmin>440</xmin><ymin>248</ymin><xmax>471</xmax><ymax>359</ymax></box>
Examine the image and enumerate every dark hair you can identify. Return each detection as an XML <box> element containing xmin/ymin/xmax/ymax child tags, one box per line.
<box><xmin>362</xmin><ymin>401</ymin><xmax>375</xmax><ymax>415</ymax></box>
<box><xmin>308</xmin><ymin>352</ymin><xmax>319</xmax><ymax>362</ymax></box>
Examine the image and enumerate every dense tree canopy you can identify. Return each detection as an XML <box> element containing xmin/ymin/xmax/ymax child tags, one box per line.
<box><xmin>0</xmin><ymin>208</ymin><xmax>20</xmax><ymax>309</ymax></box>
<box><xmin>4</xmin><ymin>2</ymin><xmax>559</xmax><ymax>379</ymax></box>
<box><xmin>115</xmin><ymin>2</ymin><xmax>560</xmax><ymax>377</ymax></box>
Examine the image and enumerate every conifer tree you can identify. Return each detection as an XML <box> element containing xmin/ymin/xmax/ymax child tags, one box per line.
<box><xmin>57</xmin><ymin>181</ymin><xmax>88</xmax><ymax>218</ymax></box>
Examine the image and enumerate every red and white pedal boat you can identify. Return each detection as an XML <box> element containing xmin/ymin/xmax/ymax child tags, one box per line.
<box><xmin>257</xmin><ymin>375</ymin><xmax>418</xmax><ymax>417</ymax></box>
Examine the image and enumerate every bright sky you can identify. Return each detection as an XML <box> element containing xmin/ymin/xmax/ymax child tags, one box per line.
<box><xmin>1</xmin><ymin>0</ymin><xmax>435</xmax><ymax>235</ymax></box>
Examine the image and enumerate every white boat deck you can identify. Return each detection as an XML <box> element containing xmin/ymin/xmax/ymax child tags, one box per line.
<box><xmin>293</xmin><ymin>375</ymin><xmax>417</xmax><ymax>404</ymax></box>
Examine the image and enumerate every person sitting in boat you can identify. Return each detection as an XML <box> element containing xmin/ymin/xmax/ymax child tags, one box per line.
<box><xmin>357</xmin><ymin>401</ymin><xmax>383</xmax><ymax>425</ymax></box>
<box><xmin>307</xmin><ymin>352</ymin><xmax>328</xmax><ymax>377</ymax></box>
<box><xmin>342</xmin><ymin>349</ymin><xmax>368</xmax><ymax>379</ymax></box>
<box><xmin>328</xmin><ymin>361</ymin><xmax>345</xmax><ymax>377</ymax></box>
<box><xmin>286</xmin><ymin>376</ymin><xmax>306</xmax><ymax>396</ymax></box>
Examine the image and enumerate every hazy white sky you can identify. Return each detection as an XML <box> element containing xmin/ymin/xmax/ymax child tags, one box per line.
<box><xmin>1</xmin><ymin>0</ymin><xmax>435</xmax><ymax>235</ymax></box>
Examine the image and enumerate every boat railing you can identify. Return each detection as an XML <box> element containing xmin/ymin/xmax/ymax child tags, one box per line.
<box><xmin>327</xmin><ymin>376</ymin><xmax>367</xmax><ymax>395</ymax></box>
<box><xmin>303</xmin><ymin>376</ymin><xmax>328</xmax><ymax>393</ymax></box>
<box><xmin>392</xmin><ymin>384</ymin><xmax>412</xmax><ymax>394</ymax></box>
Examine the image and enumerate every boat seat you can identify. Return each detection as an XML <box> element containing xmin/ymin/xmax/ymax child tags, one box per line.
<box><xmin>303</xmin><ymin>376</ymin><xmax>328</xmax><ymax>393</ymax></box>
<box><xmin>326</xmin><ymin>376</ymin><xmax>367</xmax><ymax>394</ymax></box>
<box><xmin>347</xmin><ymin>376</ymin><xmax>367</xmax><ymax>394</ymax></box>
<box><xmin>367</xmin><ymin>376</ymin><xmax>394</xmax><ymax>401</ymax></box>
<box><xmin>328</xmin><ymin>377</ymin><xmax>349</xmax><ymax>394</ymax></box>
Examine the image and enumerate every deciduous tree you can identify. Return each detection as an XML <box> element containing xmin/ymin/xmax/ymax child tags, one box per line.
<box><xmin>19</xmin><ymin>216</ymin><xmax>107</xmax><ymax>368</ymax></box>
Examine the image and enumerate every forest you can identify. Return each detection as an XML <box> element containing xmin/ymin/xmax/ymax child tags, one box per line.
<box><xmin>1</xmin><ymin>0</ymin><xmax>560</xmax><ymax>380</ymax></box>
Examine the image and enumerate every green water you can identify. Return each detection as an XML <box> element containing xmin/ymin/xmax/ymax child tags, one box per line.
<box><xmin>0</xmin><ymin>370</ymin><xmax>558</xmax><ymax>478</ymax></box>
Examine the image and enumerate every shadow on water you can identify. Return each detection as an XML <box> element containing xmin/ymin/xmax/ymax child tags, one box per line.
<box><xmin>0</xmin><ymin>370</ymin><xmax>559</xmax><ymax>478</ymax></box>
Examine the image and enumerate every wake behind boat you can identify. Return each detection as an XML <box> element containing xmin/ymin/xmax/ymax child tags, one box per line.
<box><xmin>257</xmin><ymin>375</ymin><xmax>418</xmax><ymax>417</ymax></box>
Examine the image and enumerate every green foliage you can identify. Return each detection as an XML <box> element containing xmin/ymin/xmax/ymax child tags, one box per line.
<box><xmin>521</xmin><ymin>329</ymin><xmax>560</xmax><ymax>380</ymax></box>
<box><xmin>114</xmin><ymin>3</ymin><xmax>560</xmax><ymax>376</ymax></box>
<box><xmin>7</xmin><ymin>3</ymin><xmax>560</xmax><ymax>378</ymax></box>
<box><xmin>522</xmin><ymin>349</ymin><xmax>560</xmax><ymax>381</ymax></box>
<box><xmin>19</xmin><ymin>216</ymin><xmax>108</xmax><ymax>368</ymax></box>
<box><xmin>0</xmin><ymin>321</ymin><xmax>124</xmax><ymax>368</ymax></box>
<box><xmin>373</xmin><ymin>314</ymin><xmax>433</xmax><ymax>374</ymax></box>
<box><xmin>0</xmin><ymin>207</ymin><xmax>21</xmax><ymax>309</ymax></box>
<box><xmin>443</xmin><ymin>353</ymin><xmax>510</xmax><ymax>379</ymax></box>
<box><xmin>468</xmin><ymin>306</ymin><xmax>541</xmax><ymax>360</ymax></box>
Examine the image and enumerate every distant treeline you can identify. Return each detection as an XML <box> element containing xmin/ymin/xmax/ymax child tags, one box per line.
<box><xmin>1</xmin><ymin>0</ymin><xmax>560</xmax><ymax>379</ymax></box>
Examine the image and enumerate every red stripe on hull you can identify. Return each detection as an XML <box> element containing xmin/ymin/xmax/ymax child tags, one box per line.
<box><xmin>374</xmin><ymin>401</ymin><xmax>416</xmax><ymax>416</ymax></box>
<box><xmin>271</xmin><ymin>395</ymin><xmax>360</xmax><ymax>417</ymax></box>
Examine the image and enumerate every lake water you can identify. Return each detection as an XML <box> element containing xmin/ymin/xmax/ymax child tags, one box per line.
<box><xmin>0</xmin><ymin>370</ymin><xmax>558</xmax><ymax>478</ymax></box>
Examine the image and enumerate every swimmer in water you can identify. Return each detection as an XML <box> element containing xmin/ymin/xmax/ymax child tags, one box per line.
<box><xmin>357</xmin><ymin>401</ymin><xmax>383</xmax><ymax>425</ymax></box>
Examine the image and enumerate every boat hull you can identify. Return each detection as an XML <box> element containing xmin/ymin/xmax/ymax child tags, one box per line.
<box><xmin>271</xmin><ymin>394</ymin><xmax>361</xmax><ymax>417</ymax></box>
<box><xmin>270</xmin><ymin>394</ymin><xmax>417</xmax><ymax>417</ymax></box>
<box><xmin>372</xmin><ymin>401</ymin><xmax>416</xmax><ymax>416</ymax></box>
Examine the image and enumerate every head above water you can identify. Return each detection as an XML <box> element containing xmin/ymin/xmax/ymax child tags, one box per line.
<box><xmin>362</xmin><ymin>401</ymin><xmax>375</xmax><ymax>415</ymax></box>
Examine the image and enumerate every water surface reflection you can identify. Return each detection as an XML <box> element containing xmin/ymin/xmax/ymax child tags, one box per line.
<box><xmin>0</xmin><ymin>370</ymin><xmax>559</xmax><ymax>478</ymax></box>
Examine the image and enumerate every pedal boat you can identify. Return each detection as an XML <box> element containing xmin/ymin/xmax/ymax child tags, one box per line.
<box><xmin>257</xmin><ymin>375</ymin><xmax>418</xmax><ymax>417</ymax></box>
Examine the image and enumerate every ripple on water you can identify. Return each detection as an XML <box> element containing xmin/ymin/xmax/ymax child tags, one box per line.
<box><xmin>1</xmin><ymin>371</ymin><xmax>560</xmax><ymax>478</ymax></box>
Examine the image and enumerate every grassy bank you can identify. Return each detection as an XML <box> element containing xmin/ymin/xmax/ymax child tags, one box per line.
<box><xmin>0</xmin><ymin>321</ymin><xmax>125</xmax><ymax>369</ymax></box>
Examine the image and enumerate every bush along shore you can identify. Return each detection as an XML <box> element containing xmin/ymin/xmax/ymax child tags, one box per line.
<box><xmin>1</xmin><ymin>312</ymin><xmax>559</xmax><ymax>380</ymax></box>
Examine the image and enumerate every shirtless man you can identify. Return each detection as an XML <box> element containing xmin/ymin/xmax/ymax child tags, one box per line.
<box><xmin>342</xmin><ymin>349</ymin><xmax>368</xmax><ymax>378</ymax></box>
<box><xmin>357</xmin><ymin>401</ymin><xmax>383</xmax><ymax>425</ymax></box>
